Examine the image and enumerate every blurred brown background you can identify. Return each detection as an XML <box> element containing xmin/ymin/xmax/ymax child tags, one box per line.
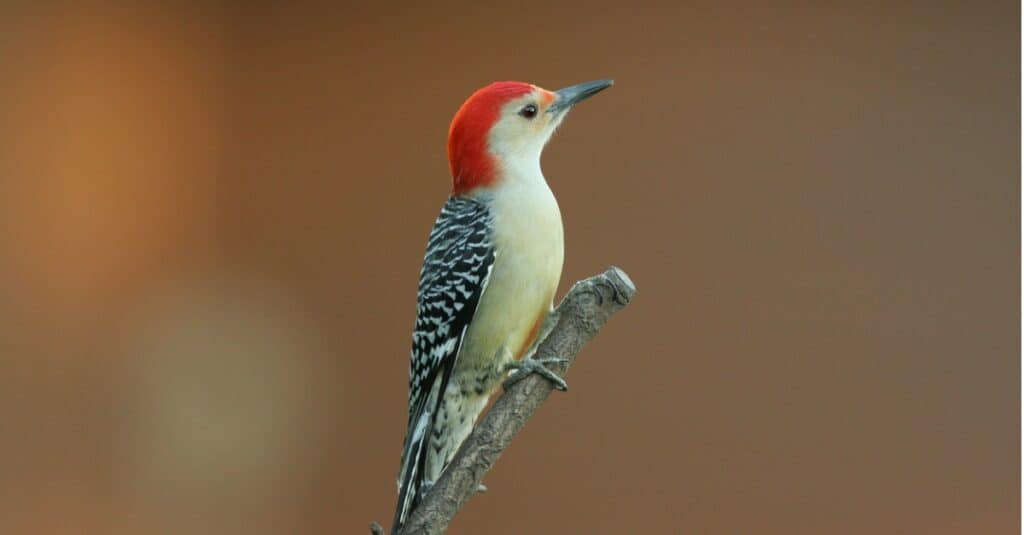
<box><xmin>0</xmin><ymin>1</ymin><xmax>1018</xmax><ymax>533</ymax></box>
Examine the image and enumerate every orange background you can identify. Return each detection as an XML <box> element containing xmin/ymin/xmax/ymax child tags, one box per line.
<box><xmin>0</xmin><ymin>1</ymin><xmax>1018</xmax><ymax>533</ymax></box>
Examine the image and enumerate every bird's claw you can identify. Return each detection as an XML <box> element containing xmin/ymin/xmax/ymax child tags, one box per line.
<box><xmin>503</xmin><ymin>357</ymin><xmax>569</xmax><ymax>391</ymax></box>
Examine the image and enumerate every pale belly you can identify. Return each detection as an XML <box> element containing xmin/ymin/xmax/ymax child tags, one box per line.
<box><xmin>424</xmin><ymin>173</ymin><xmax>564</xmax><ymax>482</ymax></box>
<box><xmin>457</xmin><ymin>242</ymin><xmax>563</xmax><ymax>380</ymax></box>
<box><xmin>425</xmin><ymin>231</ymin><xmax>563</xmax><ymax>482</ymax></box>
<box><xmin>455</xmin><ymin>176</ymin><xmax>565</xmax><ymax>391</ymax></box>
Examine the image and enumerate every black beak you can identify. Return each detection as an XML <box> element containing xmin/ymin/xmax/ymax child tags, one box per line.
<box><xmin>548</xmin><ymin>79</ymin><xmax>614</xmax><ymax>114</ymax></box>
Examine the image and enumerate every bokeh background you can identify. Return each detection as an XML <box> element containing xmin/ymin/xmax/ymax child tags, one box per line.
<box><xmin>0</xmin><ymin>1</ymin><xmax>1019</xmax><ymax>533</ymax></box>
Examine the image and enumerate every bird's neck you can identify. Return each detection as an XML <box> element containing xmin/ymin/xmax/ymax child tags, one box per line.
<box><xmin>499</xmin><ymin>153</ymin><xmax>545</xmax><ymax>189</ymax></box>
<box><xmin>470</xmin><ymin>152</ymin><xmax>551</xmax><ymax>205</ymax></box>
<box><xmin>485</xmin><ymin>155</ymin><xmax>561</xmax><ymax>238</ymax></box>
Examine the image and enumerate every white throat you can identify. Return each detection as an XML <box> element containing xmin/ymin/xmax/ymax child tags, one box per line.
<box><xmin>486</xmin><ymin>147</ymin><xmax>562</xmax><ymax>251</ymax></box>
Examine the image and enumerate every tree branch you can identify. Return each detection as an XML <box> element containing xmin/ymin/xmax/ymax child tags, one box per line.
<box><xmin>375</xmin><ymin>267</ymin><xmax>636</xmax><ymax>535</ymax></box>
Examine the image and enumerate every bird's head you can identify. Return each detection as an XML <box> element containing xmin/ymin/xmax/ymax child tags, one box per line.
<box><xmin>447</xmin><ymin>79</ymin><xmax>613</xmax><ymax>195</ymax></box>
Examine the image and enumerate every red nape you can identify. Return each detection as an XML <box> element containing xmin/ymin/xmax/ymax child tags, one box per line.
<box><xmin>448</xmin><ymin>81</ymin><xmax>534</xmax><ymax>195</ymax></box>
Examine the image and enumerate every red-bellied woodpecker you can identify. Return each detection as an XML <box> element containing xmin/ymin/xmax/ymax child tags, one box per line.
<box><xmin>392</xmin><ymin>79</ymin><xmax>613</xmax><ymax>533</ymax></box>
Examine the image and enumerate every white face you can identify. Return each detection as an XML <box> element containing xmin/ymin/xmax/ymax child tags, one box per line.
<box><xmin>486</xmin><ymin>89</ymin><xmax>568</xmax><ymax>178</ymax></box>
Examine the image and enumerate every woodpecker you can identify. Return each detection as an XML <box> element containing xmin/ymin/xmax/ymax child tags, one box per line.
<box><xmin>392</xmin><ymin>79</ymin><xmax>613</xmax><ymax>533</ymax></box>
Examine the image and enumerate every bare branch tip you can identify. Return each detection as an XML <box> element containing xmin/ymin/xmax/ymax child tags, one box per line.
<box><xmin>607</xmin><ymin>266</ymin><xmax>635</xmax><ymax>291</ymax></box>
<box><xmin>604</xmin><ymin>266</ymin><xmax>636</xmax><ymax>305</ymax></box>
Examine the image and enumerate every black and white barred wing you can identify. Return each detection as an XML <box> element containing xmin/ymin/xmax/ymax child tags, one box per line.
<box><xmin>393</xmin><ymin>196</ymin><xmax>494</xmax><ymax>530</ymax></box>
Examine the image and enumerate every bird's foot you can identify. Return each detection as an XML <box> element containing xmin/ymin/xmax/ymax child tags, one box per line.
<box><xmin>503</xmin><ymin>357</ymin><xmax>569</xmax><ymax>391</ymax></box>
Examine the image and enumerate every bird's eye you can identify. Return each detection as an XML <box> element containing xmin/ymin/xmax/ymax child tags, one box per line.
<box><xmin>519</xmin><ymin>104</ymin><xmax>538</xmax><ymax>119</ymax></box>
